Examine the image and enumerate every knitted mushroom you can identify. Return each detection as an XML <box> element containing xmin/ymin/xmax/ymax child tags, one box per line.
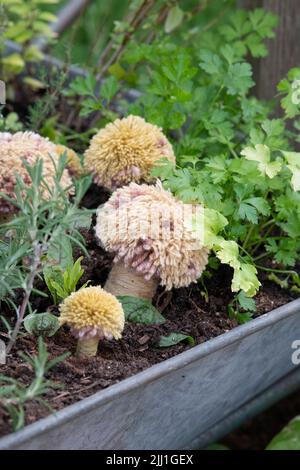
<box><xmin>59</xmin><ymin>286</ymin><xmax>125</xmax><ymax>358</ymax></box>
<box><xmin>0</xmin><ymin>132</ymin><xmax>73</xmax><ymax>218</ymax></box>
<box><xmin>95</xmin><ymin>181</ymin><xmax>209</xmax><ymax>299</ymax></box>
<box><xmin>84</xmin><ymin>115</ymin><xmax>175</xmax><ymax>190</ymax></box>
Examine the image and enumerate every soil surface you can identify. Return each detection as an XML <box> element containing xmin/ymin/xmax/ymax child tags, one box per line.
<box><xmin>0</xmin><ymin>187</ymin><xmax>298</xmax><ymax>439</ymax></box>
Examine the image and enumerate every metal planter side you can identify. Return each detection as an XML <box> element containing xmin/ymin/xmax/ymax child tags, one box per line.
<box><xmin>0</xmin><ymin>298</ymin><xmax>299</xmax><ymax>450</ymax></box>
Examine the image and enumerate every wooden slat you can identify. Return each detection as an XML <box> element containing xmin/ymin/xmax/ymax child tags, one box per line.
<box><xmin>241</xmin><ymin>0</ymin><xmax>300</xmax><ymax>101</ymax></box>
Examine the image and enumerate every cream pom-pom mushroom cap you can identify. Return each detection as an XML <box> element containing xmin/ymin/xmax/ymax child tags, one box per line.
<box><xmin>0</xmin><ymin>132</ymin><xmax>73</xmax><ymax>215</ymax></box>
<box><xmin>96</xmin><ymin>181</ymin><xmax>209</xmax><ymax>295</ymax></box>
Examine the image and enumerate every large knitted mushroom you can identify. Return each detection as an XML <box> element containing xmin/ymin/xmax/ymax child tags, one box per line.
<box><xmin>59</xmin><ymin>286</ymin><xmax>125</xmax><ymax>358</ymax></box>
<box><xmin>0</xmin><ymin>132</ymin><xmax>73</xmax><ymax>217</ymax></box>
<box><xmin>84</xmin><ymin>115</ymin><xmax>175</xmax><ymax>190</ymax></box>
<box><xmin>95</xmin><ymin>181</ymin><xmax>209</xmax><ymax>299</ymax></box>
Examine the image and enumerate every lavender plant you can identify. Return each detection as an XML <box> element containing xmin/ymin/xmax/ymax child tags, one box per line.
<box><xmin>0</xmin><ymin>155</ymin><xmax>92</xmax><ymax>352</ymax></box>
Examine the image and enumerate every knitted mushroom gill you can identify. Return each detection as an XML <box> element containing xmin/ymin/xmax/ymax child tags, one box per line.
<box><xmin>0</xmin><ymin>132</ymin><xmax>73</xmax><ymax>216</ymax></box>
<box><xmin>59</xmin><ymin>286</ymin><xmax>125</xmax><ymax>358</ymax></box>
<box><xmin>84</xmin><ymin>115</ymin><xmax>175</xmax><ymax>189</ymax></box>
<box><xmin>96</xmin><ymin>181</ymin><xmax>209</xmax><ymax>299</ymax></box>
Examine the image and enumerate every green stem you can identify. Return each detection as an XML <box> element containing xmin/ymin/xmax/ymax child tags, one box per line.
<box><xmin>260</xmin><ymin>219</ymin><xmax>276</xmax><ymax>231</ymax></box>
<box><xmin>248</xmin><ymin>221</ymin><xmax>277</xmax><ymax>256</ymax></box>
<box><xmin>255</xmin><ymin>265</ymin><xmax>297</xmax><ymax>276</ymax></box>
<box><xmin>238</xmin><ymin>244</ymin><xmax>253</xmax><ymax>260</ymax></box>
<box><xmin>253</xmin><ymin>252</ymin><xmax>271</xmax><ymax>262</ymax></box>
<box><xmin>242</xmin><ymin>225</ymin><xmax>255</xmax><ymax>249</ymax></box>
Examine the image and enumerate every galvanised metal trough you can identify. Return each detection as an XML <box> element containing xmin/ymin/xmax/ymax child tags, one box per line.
<box><xmin>2</xmin><ymin>21</ymin><xmax>300</xmax><ymax>450</ymax></box>
<box><xmin>0</xmin><ymin>298</ymin><xmax>299</xmax><ymax>450</ymax></box>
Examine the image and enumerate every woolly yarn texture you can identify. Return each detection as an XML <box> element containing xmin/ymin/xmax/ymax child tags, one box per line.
<box><xmin>84</xmin><ymin>115</ymin><xmax>175</xmax><ymax>189</ymax></box>
<box><xmin>59</xmin><ymin>286</ymin><xmax>125</xmax><ymax>340</ymax></box>
<box><xmin>96</xmin><ymin>181</ymin><xmax>209</xmax><ymax>290</ymax></box>
<box><xmin>0</xmin><ymin>132</ymin><xmax>72</xmax><ymax>214</ymax></box>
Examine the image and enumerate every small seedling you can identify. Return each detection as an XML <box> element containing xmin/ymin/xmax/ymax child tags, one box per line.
<box><xmin>24</xmin><ymin>312</ymin><xmax>60</xmax><ymax>338</ymax></box>
<box><xmin>43</xmin><ymin>257</ymin><xmax>89</xmax><ymax>305</ymax></box>
<box><xmin>228</xmin><ymin>291</ymin><xmax>256</xmax><ymax>325</ymax></box>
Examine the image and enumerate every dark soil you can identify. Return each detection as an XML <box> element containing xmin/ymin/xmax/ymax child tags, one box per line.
<box><xmin>222</xmin><ymin>390</ymin><xmax>300</xmax><ymax>450</ymax></box>
<box><xmin>0</xmin><ymin>187</ymin><xmax>298</xmax><ymax>439</ymax></box>
<box><xmin>0</xmin><ymin>222</ymin><xmax>296</xmax><ymax>439</ymax></box>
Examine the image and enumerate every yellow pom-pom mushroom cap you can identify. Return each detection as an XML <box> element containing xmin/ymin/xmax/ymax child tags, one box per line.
<box><xmin>59</xmin><ymin>286</ymin><xmax>125</xmax><ymax>340</ymax></box>
<box><xmin>84</xmin><ymin>115</ymin><xmax>175</xmax><ymax>189</ymax></box>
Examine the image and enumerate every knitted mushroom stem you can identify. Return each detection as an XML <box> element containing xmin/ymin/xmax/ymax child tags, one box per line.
<box><xmin>105</xmin><ymin>261</ymin><xmax>158</xmax><ymax>300</ymax></box>
<box><xmin>76</xmin><ymin>337</ymin><xmax>99</xmax><ymax>359</ymax></box>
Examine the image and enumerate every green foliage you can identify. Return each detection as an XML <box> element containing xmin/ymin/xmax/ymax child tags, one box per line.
<box><xmin>51</xmin><ymin>0</ymin><xmax>130</xmax><ymax>65</ymax></box>
<box><xmin>0</xmin><ymin>159</ymin><xmax>90</xmax><ymax>301</ymax></box>
<box><xmin>0</xmin><ymin>110</ymin><xmax>23</xmax><ymax>132</ymax></box>
<box><xmin>117</xmin><ymin>295</ymin><xmax>166</xmax><ymax>325</ymax></box>
<box><xmin>219</xmin><ymin>8</ymin><xmax>277</xmax><ymax>58</ymax></box>
<box><xmin>65</xmin><ymin>73</ymin><xmax>119</xmax><ymax>119</ymax></box>
<box><xmin>209</xmin><ymin>414</ymin><xmax>300</xmax><ymax>450</ymax></box>
<box><xmin>266</xmin><ymin>416</ymin><xmax>300</xmax><ymax>450</ymax></box>
<box><xmin>277</xmin><ymin>68</ymin><xmax>300</xmax><ymax>119</ymax></box>
<box><xmin>24</xmin><ymin>312</ymin><xmax>60</xmax><ymax>337</ymax></box>
<box><xmin>228</xmin><ymin>291</ymin><xmax>256</xmax><ymax>324</ymax></box>
<box><xmin>0</xmin><ymin>337</ymin><xmax>69</xmax><ymax>431</ymax></box>
<box><xmin>165</xmin><ymin>5</ymin><xmax>184</xmax><ymax>34</ymax></box>
<box><xmin>43</xmin><ymin>257</ymin><xmax>89</xmax><ymax>305</ymax></box>
<box><xmin>158</xmin><ymin>333</ymin><xmax>195</xmax><ymax>348</ymax></box>
<box><xmin>0</xmin><ymin>0</ymin><xmax>58</xmax><ymax>81</ymax></box>
<box><xmin>27</xmin><ymin>67</ymin><xmax>68</xmax><ymax>133</ymax></box>
<box><xmin>0</xmin><ymin>238</ymin><xmax>29</xmax><ymax>302</ymax></box>
<box><xmin>206</xmin><ymin>443</ymin><xmax>230</xmax><ymax>450</ymax></box>
<box><xmin>63</xmin><ymin>3</ymin><xmax>300</xmax><ymax>297</ymax></box>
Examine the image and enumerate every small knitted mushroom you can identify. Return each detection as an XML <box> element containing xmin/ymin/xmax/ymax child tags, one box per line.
<box><xmin>84</xmin><ymin>115</ymin><xmax>175</xmax><ymax>189</ymax></box>
<box><xmin>0</xmin><ymin>132</ymin><xmax>73</xmax><ymax>217</ymax></box>
<box><xmin>59</xmin><ymin>286</ymin><xmax>125</xmax><ymax>358</ymax></box>
<box><xmin>96</xmin><ymin>181</ymin><xmax>209</xmax><ymax>299</ymax></box>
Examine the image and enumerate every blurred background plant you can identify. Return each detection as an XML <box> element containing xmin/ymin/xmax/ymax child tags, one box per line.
<box><xmin>0</xmin><ymin>0</ymin><xmax>58</xmax><ymax>85</ymax></box>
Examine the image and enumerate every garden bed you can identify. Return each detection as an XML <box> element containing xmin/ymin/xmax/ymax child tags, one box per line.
<box><xmin>0</xmin><ymin>225</ymin><xmax>297</xmax><ymax>439</ymax></box>
<box><xmin>1</xmin><ymin>0</ymin><xmax>300</xmax><ymax>451</ymax></box>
